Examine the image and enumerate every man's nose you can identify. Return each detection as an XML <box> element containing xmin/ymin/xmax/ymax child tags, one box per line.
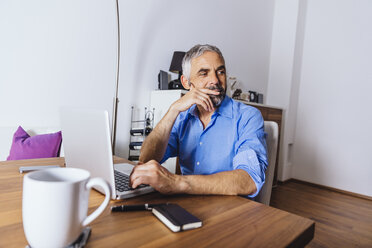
<box><xmin>208</xmin><ymin>71</ymin><xmax>220</xmax><ymax>85</ymax></box>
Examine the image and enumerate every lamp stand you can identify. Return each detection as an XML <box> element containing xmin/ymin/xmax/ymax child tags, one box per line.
<box><xmin>111</xmin><ymin>0</ymin><xmax>121</xmax><ymax>154</ymax></box>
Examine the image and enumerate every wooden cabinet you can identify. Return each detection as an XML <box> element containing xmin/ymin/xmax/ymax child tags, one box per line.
<box><xmin>238</xmin><ymin>100</ymin><xmax>283</xmax><ymax>186</ymax></box>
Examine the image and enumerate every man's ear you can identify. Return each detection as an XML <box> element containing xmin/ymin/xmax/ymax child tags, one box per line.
<box><xmin>181</xmin><ymin>75</ymin><xmax>191</xmax><ymax>90</ymax></box>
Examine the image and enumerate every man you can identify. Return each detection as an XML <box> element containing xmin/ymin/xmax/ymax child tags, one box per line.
<box><xmin>130</xmin><ymin>44</ymin><xmax>267</xmax><ymax>198</ymax></box>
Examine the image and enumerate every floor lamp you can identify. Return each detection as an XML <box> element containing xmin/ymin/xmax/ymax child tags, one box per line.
<box><xmin>111</xmin><ymin>0</ymin><xmax>120</xmax><ymax>154</ymax></box>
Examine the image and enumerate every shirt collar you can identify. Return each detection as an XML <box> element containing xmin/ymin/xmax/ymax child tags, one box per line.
<box><xmin>187</xmin><ymin>95</ymin><xmax>233</xmax><ymax>119</ymax></box>
<box><xmin>187</xmin><ymin>104</ymin><xmax>199</xmax><ymax>118</ymax></box>
<box><xmin>214</xmin><ymin>95</ymin><xmax>233</xmax><ymax>118</ymax></box>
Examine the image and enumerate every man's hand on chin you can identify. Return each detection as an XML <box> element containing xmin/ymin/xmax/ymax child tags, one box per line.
<box><xmin>129</xmin><ymin>160</ymin><xmax>182</xmax><ymax>194</ymax></box>
<box><xmin>171</xmin><ymin>88</ymin><xmax>220</xmax><ymax>113</ymax></box>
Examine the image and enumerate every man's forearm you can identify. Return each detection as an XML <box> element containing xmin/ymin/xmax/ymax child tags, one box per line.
<box><xmin>139</xmin><ymin>107</ymin><xmax>180</xmax><ymax>163</ymax></box>
<box><xmin>174</xmin><ymin>169</ymin><xmax>257</xmax><ymax>196</ymax></box>
<box><xmin>140</xmin><ymin>88</ymin><xmax>218</xmax><ymax>163</ymax></box>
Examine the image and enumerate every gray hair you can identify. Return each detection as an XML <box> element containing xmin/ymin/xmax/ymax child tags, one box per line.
<box><xmin>182</xmin><ymin>44</ymin><xmax>225</xmax><ymax>81</ymax></box>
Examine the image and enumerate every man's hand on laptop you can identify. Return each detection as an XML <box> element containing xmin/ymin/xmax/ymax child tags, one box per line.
<box><xmin>129</xmin><ymin>160</ymin><xmax>182</xmax><ymax>194</ymax></box>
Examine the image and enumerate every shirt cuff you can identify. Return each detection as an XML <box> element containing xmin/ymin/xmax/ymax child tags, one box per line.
<box><xmin>233</xmin><ymin>149</ymin><xmax>265</xmax><ymax>198</ymax></box>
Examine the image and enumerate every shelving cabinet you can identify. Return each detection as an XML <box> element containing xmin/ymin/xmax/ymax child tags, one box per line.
<box><xmin>128</xmin><ymin>107</ymin><xmax>154</xmax><ymax>162</ymax></box>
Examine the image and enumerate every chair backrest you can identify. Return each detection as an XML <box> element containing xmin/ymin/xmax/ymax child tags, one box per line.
<box><xmin>256</xmin><ymin>121</ymin><xmax>279</xmax><ymax>205</ymax></box>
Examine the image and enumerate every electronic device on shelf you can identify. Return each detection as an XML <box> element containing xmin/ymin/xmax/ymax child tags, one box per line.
<box><xmin>128</xmin><ymin>107</ymin><xmax>154</xmax><ymax>162</ymax></box>
<box><xmin>158</xmin><ymin>70</ymin><xmax>169</xmax><ymax>90</ymax></box>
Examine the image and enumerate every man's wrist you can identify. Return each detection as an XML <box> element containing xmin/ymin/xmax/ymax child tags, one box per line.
<box><xmin>169</xmin><ymin>103</ymin><xmax>181</xmax><ymax>116</ymax></box>
<box><xmin>174</xmin><ymin>174</ymin><xmax>189</xmax><ymax>193</ymax></box>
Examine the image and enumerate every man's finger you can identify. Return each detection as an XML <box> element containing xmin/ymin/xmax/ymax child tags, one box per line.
<box><xmin>195</xmin><ymin>97</ymin><xmax>210</xmax><ymax>112</ymax></box>
<box><xmin>132</xmin><ymin>174</ymin><xmax>154</xmax><ymax>189</ymax></box>
<box><xmin>132</xmin><ymin>163</ymin><xmax>152</xmax><ymax>171</ymax></box>
<box><xmin>202</xmin><ymin>94</ymin><xmax>214</xmax><ymax>112</ymax></box>
<box><xmin>193</xmin><ymin>92</ymin><xmax>212</xmax><ymax>111</ymax></box>
<box><xmin>130</xmin><ymin>170</ymin><xmax>148</xmax><ymax>188</ymax></box>
<box><xmin>199</xmin><ymin>88</ymin><xmax>221</xmax><ymax>95</ymax></box>
<box><xmin>131</xmin><ymin>176</ymin><xmax>143</xmax><ymax>189</ymax></box>
<box><xmin>195</xmin><ymin>90</ymin><xmax>217</xmax><ymax>111</ymax></box>
<box><xmin>203</xmin><ymin>94</ymin><xmax>214</xmax><ymax>112</ymax></box>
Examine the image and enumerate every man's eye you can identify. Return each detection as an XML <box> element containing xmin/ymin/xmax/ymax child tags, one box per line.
<box><xmin>218</xmin><ymin>70</ymin><xmax>225</xmax><ymax>75</ymax></box>
<box><xmin>199</xmin><ymin>72</ymin><xmax>207</xmax><ymax>76</ymax></box>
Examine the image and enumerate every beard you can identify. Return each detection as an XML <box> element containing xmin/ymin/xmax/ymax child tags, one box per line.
<box><xmin>206</xmin><ymin>84</ymin><xmax>226</xmax><ymax>107</ymax></box>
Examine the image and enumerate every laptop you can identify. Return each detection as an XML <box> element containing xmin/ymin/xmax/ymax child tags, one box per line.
<box><xmin>60</xmin><ymin>108</ymin><xmax>154</xmax><ymax>199</ymax></box>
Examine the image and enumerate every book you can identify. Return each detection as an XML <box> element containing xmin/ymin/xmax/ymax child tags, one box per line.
<box><xmin>152</xmin><ymin>203</ymin><xmax>202</xmax><ymax>232</ymax></box>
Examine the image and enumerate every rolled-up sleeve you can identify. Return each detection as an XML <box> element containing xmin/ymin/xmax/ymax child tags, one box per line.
<box><xmin>233</xmin><ymin>108</ymin><xmax>268</xmax><ymax>198</ymax></box>
<box><xmin>160</xmin><ymin>116</ymin><xmax>180</xmax><ymax>164</ymax></box>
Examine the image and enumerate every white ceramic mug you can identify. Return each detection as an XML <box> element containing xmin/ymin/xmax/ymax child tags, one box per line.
<box><xmin>22</xmin><ymin>167</ymin><xmax>111</xmax><ymax>248</ymax></box>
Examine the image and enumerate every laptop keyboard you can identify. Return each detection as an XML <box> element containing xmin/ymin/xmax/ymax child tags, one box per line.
<box><xmin>114</xmin><ymin>170</ymin><xmax>148</xmax><ymax>192</ymax></box>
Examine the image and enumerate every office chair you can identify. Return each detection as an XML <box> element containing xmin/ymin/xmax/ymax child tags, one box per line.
<box><xmin>256</xmin><ymin>121</ymin><xmax>279</xmax><ymax>205</ymax></box>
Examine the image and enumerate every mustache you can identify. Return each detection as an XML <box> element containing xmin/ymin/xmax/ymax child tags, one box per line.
<box><xmin>206</xmin><ymin>85</ymin><xmax>226</xmax><ymax>108</ymax></box>
<box><xmin>206</xmin><ymin>85</ymin><xmax>224</xmax><ymax>93</ymax></box>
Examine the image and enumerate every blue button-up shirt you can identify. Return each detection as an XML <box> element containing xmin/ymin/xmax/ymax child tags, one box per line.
<box><xmin>160</xmin><ymin>95</ymin><xmax>268</xmax><ymax>197</ymax></box>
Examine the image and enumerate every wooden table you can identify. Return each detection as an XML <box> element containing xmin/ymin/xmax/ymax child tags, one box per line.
<box><xmin>0</xmin><ymin>157</ymin><xmax>314</xmax><ymax>247</ymax></box>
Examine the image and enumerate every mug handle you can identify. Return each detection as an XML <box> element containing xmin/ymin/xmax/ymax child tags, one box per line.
<box><xmin>82</xmin><ymin>177</ymin><xmax>111</xmax><ymax>226</ymax></box>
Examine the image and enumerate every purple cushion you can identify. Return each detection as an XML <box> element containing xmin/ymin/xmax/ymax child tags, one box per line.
<box><xmin>7</xmin><ymin>126</ymin><xmax>62</xmax><ymax>160</ymax></box>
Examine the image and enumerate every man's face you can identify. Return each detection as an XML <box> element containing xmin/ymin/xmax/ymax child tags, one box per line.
<box><xmin>188</xmin><ymin>51</ymin><xmax>227</xmax><ymax>107</ymax></box>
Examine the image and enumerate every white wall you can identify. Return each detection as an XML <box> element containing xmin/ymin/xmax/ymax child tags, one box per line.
<box><xmin>0</xmin><ymin>0</ymin><xmax>118</xmax><ymax>160</ymax></box>
<box><xmin>0</xmin><ymin>0</ymin><xmax>275</xmax><ymax>160</ymax></box>
<box><xmin>266</xmin><ymin>0</ymin><xmax>302</xmax><ymax>181</ymax></box>
<box><xmin>292</xmin><ymin>0</ymin><xmax>372</xmax><ymax>196</ymax></box>
<box><xmin>0</xmin><ymin>0</ymin><xmax>118</xmax><ymax>124</ymax></box>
